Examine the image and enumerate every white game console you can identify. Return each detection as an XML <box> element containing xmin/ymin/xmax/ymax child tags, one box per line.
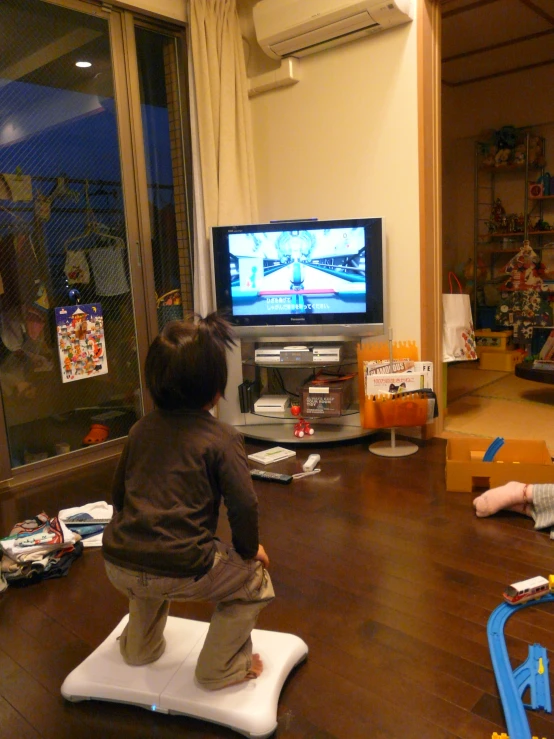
<box><xmin>253</xmin><ymin>395</ymin><xmax>290</xmax><ymax>412</ymax></box>
<box><xmin>312</xmin><ymin>346</ymin><xmax>342</xmax><ymax>362</ymax></box>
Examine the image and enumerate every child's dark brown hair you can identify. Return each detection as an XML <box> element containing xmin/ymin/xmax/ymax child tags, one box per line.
<box><xmin>145</xmin><ymin>312</ymin><xmax>236</xmax><ymax>410</ymax></box>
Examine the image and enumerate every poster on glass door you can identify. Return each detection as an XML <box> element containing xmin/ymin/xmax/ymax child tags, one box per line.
<box><xmin>54</xmin><ymin>303</ymin><xmax>108</xmax><ymax>383</ymax></box>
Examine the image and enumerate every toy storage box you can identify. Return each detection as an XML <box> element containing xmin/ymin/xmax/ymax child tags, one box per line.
<box><xmin>475</xmin><ymin>329</ymin><xmax>513</xmax><ymax>353</ymax></box>
<box><xmin>479</xmin><ymin>349</ymin><xmax>523</xmax><ymax>372</ymax></box>
<box><xmin>446</xmin><ymin>438</ymin><xmax>554</xmax><ymax>492</ymax></box>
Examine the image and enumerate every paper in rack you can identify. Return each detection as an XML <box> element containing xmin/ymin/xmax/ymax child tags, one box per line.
<box><xmin>364</xmin><ymin>362</ymin><xmax>433</xmax><ymax>399</ymax></box>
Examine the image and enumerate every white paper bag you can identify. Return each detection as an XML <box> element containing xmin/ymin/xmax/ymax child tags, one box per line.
<box><xmin>442</xmin><ymin>273</ymin><xmax>478</xmax><ymax>362</ymax></box>
<box><xmin>64</xmin><ymin>250</ymin><xmax>90</xmax><ymax>284</ymax></box>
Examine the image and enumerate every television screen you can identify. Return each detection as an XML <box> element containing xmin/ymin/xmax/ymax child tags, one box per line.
<box><xmin>211</xmin><ymin>217</ymin><xmax>385</xmax><ymax>339</ymax></box>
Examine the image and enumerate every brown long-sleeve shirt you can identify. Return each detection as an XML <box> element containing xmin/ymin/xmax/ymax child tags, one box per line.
<box><xmin>102</xmin><ymin>408</ymin><xmax>259</xmax><ymax>578</ymax></box>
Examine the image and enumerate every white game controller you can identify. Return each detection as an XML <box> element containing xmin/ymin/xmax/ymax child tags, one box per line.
<box><xmin>302</xmin><ymin>454</ymin><xmax>320</xmax><ymax>472</ymax></box>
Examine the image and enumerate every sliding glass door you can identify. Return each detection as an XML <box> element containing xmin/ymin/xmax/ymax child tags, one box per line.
<box><xmin>0</xmin><ymin>0</ymin><xmax>192</xmax><ymax>475</ymax></box>
<box><xmin>134</xmin><ymin>24</ymin><xmax>193</xmax><ymax>333</ymax></box>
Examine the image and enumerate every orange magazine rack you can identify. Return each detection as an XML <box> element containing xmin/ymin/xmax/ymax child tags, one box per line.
<box><xmin>357</xmin><ymin>341</ymin><xmax>428</xmax><ymax>429</ymax></box>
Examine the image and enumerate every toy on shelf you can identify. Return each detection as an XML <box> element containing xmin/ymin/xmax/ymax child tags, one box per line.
<box><xmin>293</xmin><ymin>418</ymin><xmax>314</xmax><ymax>438</ymax></box>
<box><xmin>82</xmin><ymin>423</ymin><xmax>109</xmax><ymax>445</ymax></box>
<box><xmin>290</xmin><ymin>403</ymin><xmax>314</xmax><ymax>438</ymax></box>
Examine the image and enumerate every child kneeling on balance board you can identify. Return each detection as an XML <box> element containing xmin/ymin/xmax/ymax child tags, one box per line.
<box><xmin>102</xmin><ymin>312</ymin><xmax>275</xmax><ymax>690</ymax></box>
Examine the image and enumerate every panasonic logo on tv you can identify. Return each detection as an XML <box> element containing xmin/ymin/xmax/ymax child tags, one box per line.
<box><xmin>290</xmin><ymin>317</ymin><xmax>305</xmax><ymax>322</ymax></box>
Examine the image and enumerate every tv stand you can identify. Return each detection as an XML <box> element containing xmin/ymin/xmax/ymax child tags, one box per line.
<box><xmin>218</xmin><ymin>337</ymin><xmax>376</xmax><ymax>445</ymax></box>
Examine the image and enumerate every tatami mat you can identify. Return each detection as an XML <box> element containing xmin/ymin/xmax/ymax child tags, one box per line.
<box><xmin>471</xmin><ymin>372</ymin><xmax>554</xmax><ymax>405</ymax></box>
<box><xmin>446</xmin><ymin>364</ymin><xmax>506</xmax><ymax>403</ymax></box>
<box><xmin>444</xmin><ymin>364</ymin><xmax>554</xmax><ymax>455</ymax></box>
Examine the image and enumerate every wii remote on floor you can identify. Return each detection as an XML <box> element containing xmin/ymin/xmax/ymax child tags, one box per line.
<box><xmin>303</xmin><ymin>454</ymin><xmax>320</xmax><ymax>472</ymax></box>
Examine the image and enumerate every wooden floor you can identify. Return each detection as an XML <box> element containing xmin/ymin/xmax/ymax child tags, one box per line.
<box><xmin>2</xmin><ymin>434</ymin><xmax>554</xmax><ymax>739</ymax></box>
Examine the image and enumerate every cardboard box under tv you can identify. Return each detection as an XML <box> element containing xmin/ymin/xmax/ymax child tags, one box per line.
<box><xmin>300</xmin><ymin>381</ymin><xmax>352</xmax><ymax>418</ymax></box>
<box><xmin>446</xmin><ymin>438</ymin><xmax>554</xmax><ymax>492</ymax></box>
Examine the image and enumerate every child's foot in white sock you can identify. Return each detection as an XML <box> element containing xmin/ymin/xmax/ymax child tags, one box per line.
<box><xmin>473</xmin><ymin>481</ymin><xmax>528</xmax><ymax>517</ymax></box>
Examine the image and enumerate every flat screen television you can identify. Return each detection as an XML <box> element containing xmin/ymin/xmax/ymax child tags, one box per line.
<box><xmin>211</xmin><ymin>217</ymin><xmax>385</xmax><ymax>340</ymax></box>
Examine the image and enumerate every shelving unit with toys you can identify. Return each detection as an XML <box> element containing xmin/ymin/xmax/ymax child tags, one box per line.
<box><xmin>473</xmin><ymin>128</ymin><xmax>554</xmax><ymax>360</ymax></box>
<box><xmin>474</xmin><ymin>131</ymin><xmax>546</xmax><ymax>308</ymax></box>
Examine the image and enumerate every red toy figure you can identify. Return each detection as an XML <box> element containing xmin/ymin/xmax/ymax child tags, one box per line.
<box><xmin>290</xmin><ymin>402</ymin><xmax>314</xmax><ymax>438</ymax></box>
<box><xmin>294</xmin><ymin>418</ymin><xmax>314</xmax><ymax>438</ymax></box>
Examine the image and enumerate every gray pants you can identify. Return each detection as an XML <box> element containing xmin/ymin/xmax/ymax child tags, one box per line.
<box><xmin>104</xmin><ymin>540</ymin><xmax>275</xmax><ymax>690</ymax></box>
<box><xmin>529</xmin><ymin>483</ymin><xmax>554</xmax><ymax>538</ymax></box>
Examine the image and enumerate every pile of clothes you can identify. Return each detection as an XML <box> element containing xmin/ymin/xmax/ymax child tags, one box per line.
<box><xmin>0</xmin><ymin>501</ymin><xmax>112</xmax><ymax>591</ymax></box>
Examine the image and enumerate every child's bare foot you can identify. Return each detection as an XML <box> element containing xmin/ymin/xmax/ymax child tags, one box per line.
<box><xmin>216</xmin><ymin>654</ymin><xmax>263</xmax><ymax>689</ymax></box>
<box><xmin>473</xmin><ymin>481</ymin><xmax>530</xmax><ymax>517</ymax></box>
<box><xmin>197</xmin><ymin>654</ymin><xmax>264</xmax><ymax>691</ymax></box>
<box><xmin>247</xmin><ymin>653</ymin><xmax>263</xmax><ymax>679</ymax></box>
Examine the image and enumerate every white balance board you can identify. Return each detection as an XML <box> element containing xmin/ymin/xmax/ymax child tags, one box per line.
<box><xmin>61</xmin><ymin>615</ymin><xmax>308</xmax><ymax>738</ymax></box>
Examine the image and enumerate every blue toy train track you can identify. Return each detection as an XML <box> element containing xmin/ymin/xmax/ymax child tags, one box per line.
<box><xmin>487</xmin><ymin>593</ymin><xmax>554</xmax><ymax>739</ymax></box>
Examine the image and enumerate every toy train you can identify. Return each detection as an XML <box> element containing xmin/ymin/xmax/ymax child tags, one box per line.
<box><xmin>503</xmin><ymin>574</ymin><xmax>554</xmax><ymax>605</ymax></box>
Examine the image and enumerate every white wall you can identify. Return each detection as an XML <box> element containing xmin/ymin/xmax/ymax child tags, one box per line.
<box><xmin>245</xmin><ymin>19</ymin><xmax>420</xmax><ymax>344</ymax></box>
<box><xmin>118</xmin><ymin>0</ymin><xmax>421</xmax><ymax>345</ymax></box>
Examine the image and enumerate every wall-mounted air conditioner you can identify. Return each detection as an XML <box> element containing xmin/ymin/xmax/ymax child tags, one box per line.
<box><xmin>253</xmin><ymin>0</ymin><xmax>413</xmax><ymax>60</ymax></box>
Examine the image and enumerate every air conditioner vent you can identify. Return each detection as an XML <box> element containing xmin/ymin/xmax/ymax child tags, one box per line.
<box><xmin>270</xmin><ymin>11</ymin><xmax>375</xmax><ymax>57</ymax></box>
<box><xmin>254</xmin><ymin>0</ymin><xmax>413</xmax><ymax>61</ymax></box>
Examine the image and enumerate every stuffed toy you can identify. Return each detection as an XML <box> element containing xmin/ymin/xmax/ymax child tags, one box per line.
<box><xmin>512</xmin><ymin>143</ymin><xmax>526</xmax><ymax>165</ymax></box>
<box><xmin>494</xmin><ymin>125</ymin><xmax>518</xmax><ymax>150</ymax></box>
<box><xmin>481</xmin><ymin>144</ymin><xmax>497</xmax><ymax>167</ymax></box>
<box><xmin>495</xmin><ymin>148</ymin><xmax>511</xmax><ymax>167</ymax></box>
<box><xmin>529</xmin><ymin>135</ymin><xmax>546</xmax><ymax>167</ymax></box>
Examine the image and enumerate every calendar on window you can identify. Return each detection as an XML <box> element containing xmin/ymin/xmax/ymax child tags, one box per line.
<box><xmin>54</xmin><ymin>303</ymin><xmax>108</xmax><ymax>383</ymax></box>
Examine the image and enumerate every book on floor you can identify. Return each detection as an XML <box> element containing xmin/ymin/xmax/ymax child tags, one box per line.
<box><xmin>247</xmin><ymin>447</ymin><xmax>296</xmax><ymax>465</ymax></box>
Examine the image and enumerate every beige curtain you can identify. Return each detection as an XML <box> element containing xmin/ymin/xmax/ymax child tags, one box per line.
<box><xmin>188</xmin><ymin>0</ymin><xmax>259</xmax><ymax>316</ymax></box>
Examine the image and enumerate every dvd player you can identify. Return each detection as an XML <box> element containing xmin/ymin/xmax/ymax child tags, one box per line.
<box><xmin>255</xmin><ymin>346</ymin><xmax>312</xmax><ymax>363</ymax></box>
<box><xmin>254</xmin><ymin>348</ymin><xmax>282</xmax><ymax>363</ymax></box>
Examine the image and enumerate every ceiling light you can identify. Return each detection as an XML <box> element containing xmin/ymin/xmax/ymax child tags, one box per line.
<box><xmin>75</xmin><ymin>61</ymin><xmax>92</xmax><ymax>68</ymax></box>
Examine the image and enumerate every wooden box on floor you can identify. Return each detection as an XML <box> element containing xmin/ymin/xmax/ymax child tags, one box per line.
<box><xmin>446</xmin><ymin>437</ymin><xmax>554</xmax><ymax>492</ymax></box>
<box><xmin>475</xmin><ymin>329</ymin><xmax>513</xmax><ymax>354</ymax></box>
<box><xmin>478</xmin><ymin>349</ymin><xmax>523</xmax><ymax>372</ymax></box>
